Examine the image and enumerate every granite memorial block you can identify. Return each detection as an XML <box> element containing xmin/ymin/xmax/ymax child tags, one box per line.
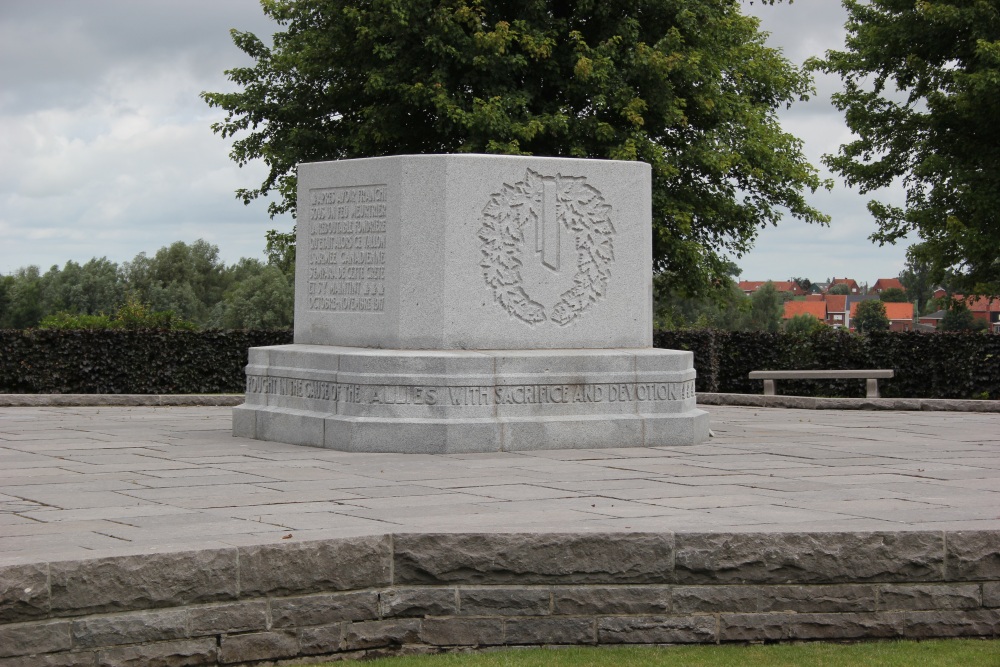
<box><xmin>234</xmin><ymin>154</ymin><xmax>708</xmax><ymax>452</ymax></box>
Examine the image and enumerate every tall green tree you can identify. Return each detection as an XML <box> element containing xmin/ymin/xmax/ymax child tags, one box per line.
<box><xmin>0</xmin><ymin>267</ymin><xmax>44</xmax><ymax>329</ymax></box>
<box><xmin>39</xmin><ymin>258</ymin><xmax>123</xmax><ymax>317</ymax></box>
<box><xmin>210</xmin><ymin>261</ymin><xmax>295</xmax><ymax>329</ymax></box>
<box><xmin>853</xmin><ymin>299</ymin><xmax>889</xmax><ymax>333</ymax></box>
<box><xmin>814</xmin><ymin>0</ymin><xmax>1000</xmax><ymax>297</ymax></box>
<box><xmin>939</xmin><ymin>301</ymin><xmax>985</xmax><ymax>331</ymax></box>
<box><xmin>203</xmin><ymin>0</ymin><xmax>828</xmax><ymax>294</ymax></box>
<box><xmin>747</xmin><ymin>281</ymin><xmax>783</xmax><ymax>331</ymax></box>
<box><xmin>899</xmin><ymin>246</ymin><xmax>936</xmax><ymax>315</ymax></box>
<box><xmin>123</xmin><ymin>240</ymin><xmax>232</xmax><ymax>325</ymax></box>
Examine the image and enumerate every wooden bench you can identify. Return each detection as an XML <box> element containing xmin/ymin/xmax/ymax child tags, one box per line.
<box><xmin>748</xmin><ymin>369</ymin><xmax>895</xmax><ymax>399</ymax></box>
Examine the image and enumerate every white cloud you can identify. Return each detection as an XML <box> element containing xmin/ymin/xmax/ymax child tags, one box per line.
<box><xmin>0</xmin><ymin>0</ymin><xmax>915</xmax><ymax>285</ymax></box>
<box><xmin>0</xmin><ymin>0</ymin><xmax>286</xmax><ymax>273</ymax></box>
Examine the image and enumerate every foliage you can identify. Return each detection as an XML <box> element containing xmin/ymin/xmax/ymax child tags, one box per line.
<box><xmin>783</xmin><ymin>313</ymin><xmax>827</xmax><ymax>335</ymax></box>
<box><xmin>0</xmin><ymin>330</ymin><xmax>293</xmax><ymax>394</ymax></box>
<box><xmin>203</xmin><ymin>0</ymin><xmax>829</xmax><ymax>295</ymax></box>
<box><xmin>653</xmin><ymin>328</ymin><xmax>720</xmax><ymax>392</ymax></box>
<box><xmin>265</xmin><ymin>228</ymin><xmax>297</xmax><ymax>276</ymax></box>
<box><xmin>122</xmin><ymin>240</ymin><xmax>232</xmax><ymax>324</ymax></box>
<box><xmin>878</xmin><ymin>287</ymin><xmax>908</xmax><ymax>303</ymax></box>
<box><xmin>38</xmin><ymin>296</ymin><xmax>197</xmax><ymax>330</ymax></box>
<box><xmin>813</xmin><ymin>0</ymin><xmax>1000</xmax><ymax>297</ymax></box>
<box><xmin>0</xmin><ymin>240</ymin><xmax>295</xmax><ymax>330</ymax></box>
<box><xmin>746</xmin><ymin>281</ymin><xmax>783</xmax><ymax>331</ymax></box>
<box><xmin>0</xmin><ymin>267</ymin><xmax>44</xmax><ymax>329</ymax></box>
<box><xmin>210</xmin><ymin>262</ymin><xmax>295</xmax><ymax>329</ymax></box>
<box><xmin>38</xmin><ymin>313</ymin><xmax>117</xmax><ymax>330</ymax></box>
<box><xmin>853</xmin><ymin>299</ymin><xmax>890</xmax><ymax>333</ymax></box>
<box><xmin>899</xmin><ymin>246</ymin><xmax>936</xmax><ymax>315</ymax></box>
<box><xmin>940</xmin><ymin>301</ymin><xmax>986</xmax><ymax>331</ymax></box>
<box><xmin>653</xmin><ymin>328</ymin><xmax>1000</xmax><ymax>400</ymax></box>
<box><xmin>828</xmin><ymin>283</ymin><xmax>850</xmax><ymax>295</ymax></box>
<box><xmin>653</xmin><ymin>267</ymin><xmax>749</xmax><ymax>331</ymax></box>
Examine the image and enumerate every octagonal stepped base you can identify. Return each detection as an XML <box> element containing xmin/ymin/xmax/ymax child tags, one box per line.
<box><xmin>233</xmin><ymin>344</ymin><xmax>709</xmax><ymax>453</ymax></box>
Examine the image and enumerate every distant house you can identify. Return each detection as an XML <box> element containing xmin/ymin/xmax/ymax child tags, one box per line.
<box><xmin>738</xmin><ymin>281</ymin><xmax>806</xmax><ymax>297</ymax></box>
<box><xmin>811</xmin><ymin>281</ymin><xmax>831</xmax><ymax>294</ymax></box>
<box><xmin>871</xmin><ymin>278</ymin><xmax>905</xmax><ymax>294</ymax></box>
<box><xmin>783</xmin><ymin>301</ymin><xmax>826</xmax><ymax>321</ymax></box>
<box><xmin>829</xmin><ymin>277</ymin><xmax>861</xmax><ymax>294</ymax></box>
<box><xmin>931</xmin><ymin>294</ymin><xmax>1000</xmax><ymax>332</ymax></box>
<box><xmin>918</xmin><ymin>309</ymin><xmax>947</xmax><ymax>328</ymax></box>
<box><xmin>824</xmin><ymin>294</ymin><xmax>848</xmax><ymax>328</ymax></box>
<box><xmin>967</xmin><ymin>296</ymin><xmax>1000</xmax><ymax>332</ymax></box>
<box><xmin>849</xmin><ymin>300</ymin><xmax>914</xmax><ymax>332</ymax></box>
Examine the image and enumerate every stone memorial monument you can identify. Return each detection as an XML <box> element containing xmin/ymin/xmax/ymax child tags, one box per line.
<box><xmin>233</xmin><ymin>154</ymin><xmax>709</xmax><ymax>452</ymax></box>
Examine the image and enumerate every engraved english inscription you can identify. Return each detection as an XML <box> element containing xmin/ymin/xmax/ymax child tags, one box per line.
<box><xmin>246</xmin><ymin>375</ymin><xmax>695</xmax><ymax>406</ymax></box>
<box><xmin>307</xmin><ymin>185</ymin><xmax>388</xmax><ymax>313</ymax></box>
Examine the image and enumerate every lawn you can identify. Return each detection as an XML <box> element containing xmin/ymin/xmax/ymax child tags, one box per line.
<box><xmin>326</xmin><ymin>640</ymin><xmax>1000</xmax><ymax>667</ymax></box>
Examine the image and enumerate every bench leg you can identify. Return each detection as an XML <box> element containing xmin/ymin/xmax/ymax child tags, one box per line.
<box><xmin>763</xmin><ymin>379</ymin><xmax>775</xmax><ymax>396</ymax></box>
<box><xmin>866</xmin><ymin>379</ymin><xmax>879</xmax><ymax>399</ymax></box>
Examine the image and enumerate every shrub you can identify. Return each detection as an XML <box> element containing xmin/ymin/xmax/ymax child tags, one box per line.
<box><xmin>0</xmin><ymin>329</ymin><xmax>292</xmax><ymax>394</ymax></box>
<box><xmin>654</xmin><ymin>329</ymin><xmax>999</xmax><ymax>399</ymax></box>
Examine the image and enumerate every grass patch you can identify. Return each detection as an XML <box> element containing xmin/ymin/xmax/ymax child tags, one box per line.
<box><xmin>330</xmin><ymin>640</ymin><xmax>1000</xmax><ymax>667</ymax></box>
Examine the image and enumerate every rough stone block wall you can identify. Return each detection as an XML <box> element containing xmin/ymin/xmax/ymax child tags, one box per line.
<box><xmin>1</xmin><ymin>531</ymin><xmax>998</xmax><ymax>665</ymax></box>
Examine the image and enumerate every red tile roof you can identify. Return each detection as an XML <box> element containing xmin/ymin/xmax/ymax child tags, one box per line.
<box><xmin>738</xmin><ymin>280</ymin><xmax>804</xmax><ymax>294</ymax></box>
<box><xmin>849</xmin><ymin>301</ymin><xmax>914</xmax><ymax>321</ymax></box>
<box><xmin>872</xmin><ymin>278</ymin><xmax>904</xmax><ymax>293</ymax></box>
<box><xmin>825</xmin><ymin>295</ymin><xmax>847</xmax><ymax>312</ymax></box>
<box><xmin>829</xmin><ymin>277</ymin><xmax>860</xmax><ymax>292</ymax></box>
<box><xmin>783</xmin><ymin>301</ymin><xmax>827</xmax><ymax>320</ymax></box>
<box><xmin>966</xmin><ymin>296</ymin><xmax>1000</xmax><ymax>313</ymax></box>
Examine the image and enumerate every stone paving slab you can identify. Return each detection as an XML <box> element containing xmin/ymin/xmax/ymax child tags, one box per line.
<box><xmin>0</xmin><ymin>405</ymin><xmax>998</xmax><ymax>565</ymax></box>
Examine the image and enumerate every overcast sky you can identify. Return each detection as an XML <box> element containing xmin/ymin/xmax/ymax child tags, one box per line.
<box><xmin>0</xmin><ymin>0</ymin><xmax>911</xmax><ymax>286</ymax></box>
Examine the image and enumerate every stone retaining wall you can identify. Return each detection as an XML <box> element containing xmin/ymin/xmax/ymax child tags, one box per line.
<box><xmin>2</xmin><ymin>531</ymin><xmax>998</xmax><ymax>665</ymax></box>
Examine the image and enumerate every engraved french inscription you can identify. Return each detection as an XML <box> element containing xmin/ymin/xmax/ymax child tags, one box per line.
<box><xmin>307</xmin><ymin>184</ymin><xmax>388</xmax><ymax>313</ymax></box>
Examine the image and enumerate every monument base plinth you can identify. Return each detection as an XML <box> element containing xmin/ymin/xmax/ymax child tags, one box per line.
<box><xmin>233</xmin><ymin>344</ymin><xmax>709</xmax><ymax>453</ymax></box>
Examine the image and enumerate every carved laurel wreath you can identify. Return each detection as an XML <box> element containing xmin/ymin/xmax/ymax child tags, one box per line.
<box><xmin>477</xmin><ymin>169</ymin><xmax>616</xmax><ymax>326</ymax></box>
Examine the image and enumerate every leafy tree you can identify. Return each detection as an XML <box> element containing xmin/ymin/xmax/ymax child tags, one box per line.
<box><xmin>653</xmin><ymin>273</ymin><xmax>748</xmax><ymax>330</ymax></box>
<box><xmin>203</xmin><ymin>0</ymin><xmax>829</xmax><ymax>295</ymax></box>
<box><xmin>210</xmin><ymin>260</ymin><xmax>294</xmax><ymax>329</ymax></box>
<box><xmin>828</xmin><ymin>283</ymin><xmax>850</xmax><ymax>296</ymax></box>
<box><xmin>0</xmin><ymin>266</ymin><xmax>44</xmax><ymax>329</ymax></box>
<box><xmin>123</xmin><ymin>240</ymin><xmax>231</xmax><ymax>325</ymax></box>
<box><xmin>265</xmin><ymin>229</ymin><xmax>296</xmax><ymax>277</ymax></box>
<box><xmin>814</xmin><ymin>0</ymin><xmax>1000</xmax><ymax>296</ymax></box>
<box><xmin>39</xmin><ymin>258</ymin><xmax>123</xmax><ymax>317</ymax></box>
<box><xmin>853</xmin><ymin>299</ymin><xmax>889</xmax><ymax>333</ymax></box>
<box><xmin>939</xmin><ymin>301</ymin><xmax>986</xmax><ymax>332</ymax></box>
<box><xmin>899</xmin><ymin>246</ymin><xmax>935</xmax><ymax>315</ymax></box>
<box><xmin>783</xmin><ymin>313</ymin><xmax>827</xmax><ymax>335</ymax></box>
<box><xmin>878</xmin><ymin>287</ymin><xmax>908</xmax><ymax>303</ymax></box>
<box><xmin>747</xmin><ymin>281</ymin><xmax>783</xmax><ymax>332</ymax></box>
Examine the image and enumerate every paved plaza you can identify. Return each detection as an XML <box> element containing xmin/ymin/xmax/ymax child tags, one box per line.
<box><xmin>1</xmin><ymin>405</ymin><xmax>998</xmax><ymax>566</ymax></box>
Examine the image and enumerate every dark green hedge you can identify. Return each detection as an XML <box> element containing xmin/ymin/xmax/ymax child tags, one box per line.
<box><xmin>0</xmin><ymin>329</ymin><xmax>292</xmax><ymax>394</ymax></box>
<box><xmin>2</xmin><ymin>328</ymin><xmax>997</xmax><ymax>399</ymax></box>
<box><xmin>654</xmin><ymin>329</ymin><xmax>1000</xmax><ymax>400</ymax></box>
